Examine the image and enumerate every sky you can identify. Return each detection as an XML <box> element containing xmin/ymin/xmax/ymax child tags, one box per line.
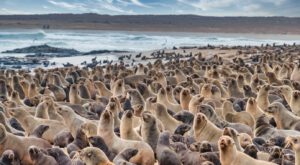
<box><xmin>0</xmin><ymin>0</ymin><xmax>299</xmax><ymax>17</ymax></box>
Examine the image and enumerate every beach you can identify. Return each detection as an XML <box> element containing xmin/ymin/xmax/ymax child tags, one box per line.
<box><xmin>0</xmin><ymin>29</ymin><xmax>300</xmax><ymax>69</ymax></box>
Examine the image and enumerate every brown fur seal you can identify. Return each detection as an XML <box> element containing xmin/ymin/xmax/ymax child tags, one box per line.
<box><xmin>94</xmin><ymin>81</ymin><xmax>113</xmax><ymax>99</ymax></box>
<box><xmin>105</xmin><ymin>98</ymin><xmax>122</xmax><ymax>129</ymax></box>
<box><xmin>113</xmin><ymin>148</ymin><xmax>138</xmax><ymax>165</ymax></box>
<box><xmin>165</xmin><ymin>85</ymin><xmax>178</xmax><ymax>104</ymax></box>
<box><xmin>172</xmin><ymin>142</ymin><xmax>207</xmax><ymax>165</ymax></box>
<box><xmin>136</xmin><ymin>82</ymin><xmax>156</xmax><ymax>100</ymax></box>
<box><xmin>127</xmin><ymin>89</ymin><xmax>145</xmax><ymax>107</ymax></box>
<box><xmin>10</xmin><ymin>90</ymin><xmax>25</xmax><ymax>106</ymax></box>
<box><xmin>198</xmin><ymin>104</ymin><xmax>253</xmax><ymax>137</ymax></box>
<box><xmin>141</xmin><ymin>111</ymin><xmax>160</xmax><ymax>152</ymax></box>
<box><xmin>265</xmin><ymin>102</ymin><xmax>300</xmax><ymax>130</ymax></box>
<box><xmin>78</xmin><ymin>82</ymin><xmax>91</xmax><ymax>99</ymax></box>
<box><xmin>67</xmin><ymin>128</ymin><xmax>89</xmax><ymax>154</ymax></box>
<box><xmin>222</xmin><ymin>101</ymin><xmax>255</xmax><ymax>128</ymax></box>
<box><xmin>97</xmin><ymin>110</ymin><xmax>155</xmax><ymax>165</ymax></box>
<box><xmin>47</xmin><ymin>147</ymin><xmax>73</xmax><ymax>165</ymax></box>
<box><xmin>254</xmin><ymin>115</ymin><xmax>300</xmax><ymax>140</ymax></box>
<box><xmin>156</xmin><ymin>131</ymin><xmax>181</xmax><ymax>165</ymax></box>
<box><xmin>291</xmin><ymin>136</ymin><xmax>300</xmax><ymax>165</ymax></box>
<box><xmin>35</xmin><ymin>100</ymin><xmax>50</xmax><ymax>119</ymax></box>
<box><xmin>152</xmin><ymin>103</ymin><xmax>182</xmax><ymax>133</ymax></box>
<box><xmin>80</xmin><ymin>147</ymin><xmax>113</xmax><ymax>165</ymax></box>
<box><xmin>193</xmin><ymin>113</ymin><xmax>222</xmax><ymax>143</ymax></box>
<box><xmin>180</xmin><ymin>88</ymin><xmax>192</xmax><ymax>110</ymax></box>
<box><xmin>227</xmin><ymin>78</ymin><xmax>244</xmax><ymax>98</ymax></box>
<box><xmin>157</xmin><ymin>88</ymin><xmax>182</xmax><ymax>113</ymax></box>
<box><xmin>245</xmin><ymin>97</ymin><xmax>264</xmax><ymax>121</ymax></box>
<box><xmin>69</xmin><ymin>84</ymin><xmax>93</xmax><ymax>105</ymax></box>
<box><xmin>12</xmin><ymin>76</ymin><xmax>25</xmax><ymax>99</ymax></box>
<box><xmin>223</xmin><ymin>127</ymin><xmax>243</xmax><ymax>151</ymax></box>
<box><xmin>0</xmin><ymin>80</ymin><xmax>8</xmax><ymax>98</ymax></box>
<box><xmin>47</xmin><ymin>84</ymin><xmax>66</xmax><ymax>101</ymax></box>
<box><xmin>0</xmin><ymin>124</ymin><xmax>51</xmax><ymax>165</ymax></box>
<box><xmin>278</xmin><ymin>85</ymin><xmax>293</xmax><ymax>104</ymax></box>
<box><xmin>0</xmin><ymin>149</ymin><xmax>20</xmax><ymax>165</ymax></box>
<box><xmin>53</xmin><ymin>131</ymin><xmax>74</xmax><ymax>148</ymax></box>
<box><xmin>28</xmin><ymin>145</ymin><xmax>58</xmax><ymax>165</ymax></box>
<box><xmin>56</xmin><ymin>105</ymin><xmax>97</xmax><ymax>137</ymax></box>
<box><xmin>9</xmin><ymin>107</ymin><xmax>69</xmax><ymax>143</ymax></box>
<box><xmin>291</xmin><ymin>63</ymin><xmax>300</xmax><ymax>82</ymax></box>
<box><xmin>120</xmin><ymin>110</ymin><xmax>142</xmax><ymax>141</ymax></box>
<box><xmin>290</xmin><ymin>90</ymin><xmax>300</xmax><ymax>116</ymax></box>
<box><xmin>0</xmin><ymin>111</ymin><xmax>24</xmax><ymax>135</ymax></box>
<box><xmin>175</xmin><ymin>69</ymin><xmax>187</xmax><ymax>83</ymax></box>
<box><xmin>266</xmin><ymin>72</ymin><xmax>283</xmax><ymax>86</ymax></box>
<box><xmin>188</xmin><ymin>95</ymin><xmax>204</xmax><ymax>114</ymax></box>
<box><xmin>111</xmin><ymin>79</ymin><xmax>126</xmax><ymax>97</ymax></box>
<box><xmin>43</xmin><ymin>96</ymin><xmax>65</xmax><ymax>121</ymax></box>
<box><xmin>218</xmin><ymin>135</ymin><xmax>276</xmax><ymax>165</ymax></box>
<box><xmin>256</xmin><ymin>84</ymin><xmax>271</xmax><ymax>111</ymax></box>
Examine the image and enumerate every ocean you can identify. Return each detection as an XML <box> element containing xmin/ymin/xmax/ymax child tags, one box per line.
<box><xmin>0</xmin><ymin>29</ymin><xmax>300</xmax><ymax>68</ymax></box>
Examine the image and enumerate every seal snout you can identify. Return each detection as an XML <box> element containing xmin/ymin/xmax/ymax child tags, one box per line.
<box><xmin>125</xmin><ymin>110</ymin><xmax>133</xmax><ymax>118</ymax></box>
<box><xmin>219</xmin><ymin>138</ymin><xmax>227</xmax><ymax>149</ymax></box>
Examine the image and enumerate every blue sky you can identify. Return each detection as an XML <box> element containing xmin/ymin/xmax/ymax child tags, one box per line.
<box><xmin>0</xmin><ymin>0</ymin><xmax>299</xmax><ymax>16</ymax></box>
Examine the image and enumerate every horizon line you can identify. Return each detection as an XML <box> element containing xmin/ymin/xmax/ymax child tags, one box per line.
<box><xmin>0</xmin><ymin>13</ymin><xmax>299</xmax><ymax>18</ymax></box>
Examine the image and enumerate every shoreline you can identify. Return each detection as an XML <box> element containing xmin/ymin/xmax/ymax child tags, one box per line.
<box><xmin>2</xmin><ymin>27</ymin><xmax>300</xmax><ymax>37</ymax></box>
<box><xmin>0</xmin><ymin>44</ymin><xmax>297</xmax><ymax>70</ymax></box>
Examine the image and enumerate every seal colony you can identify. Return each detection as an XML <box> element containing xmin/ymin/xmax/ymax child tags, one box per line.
<box><xmin>0</xmin><ymin>44</ymin><xmax>299</xmax><ymax>165</ymax></box>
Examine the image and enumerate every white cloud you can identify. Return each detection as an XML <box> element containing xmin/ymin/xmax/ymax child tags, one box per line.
<box><xmin>131</xmin><ymin>0</ymin><xmax>151</xmax><ymax>8</ymax></box>
<box><xmin>48</xmin><ymin>0</ymin><xmax>87</xmax><ymax>10</ymax></box>
<box><xmin>243</xmin><ymin>4</ymin><xmax>260</xmax><ymax>12</ymax></box>
<box><xmin>116</xmin><ymin>0</ymin><xmax>151</xmax><ymax>8</ymax></box>
<box><xmin>101</xmin><ymin>3</ymin><xmax>128</xmax><ymax>13</ymax></box>
<box><xmin>0</xmin><ymin>8</ymin><xmax>32</xmax><ymax>15</ymax></box>
<box><xmin>178</xmin><ymin>0</ymin><xmax>238</xmax><ymax>10</ymax></box>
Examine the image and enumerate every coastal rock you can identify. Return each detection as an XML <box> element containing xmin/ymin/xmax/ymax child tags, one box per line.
<box><xmin>2</xmin><ymin>44</ymin><xmax>80</xmax><ymax>54</ymax></box>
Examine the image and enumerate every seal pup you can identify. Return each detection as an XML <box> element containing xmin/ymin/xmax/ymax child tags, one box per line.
<box><xmin>28</xmin><ymin>145</ymin><xmax>58</xmax><ymax>165</ymax></box>
<box><xmin>80</xmin><ymin>147</ymin><xmax>113</xmax><ymax>165</ymax></box>
<box><xmin>156</xmin><ymin>131</ymin><xmax>181</xmax><ymax>165</ymax></box>
<box><xmin>66</xmin><ymin>128</ymin><xmax>89</xmax><ymax>154</ymax></box>
<box><xmin>88</xmin><ymin>136</ymin><xmax>116</xmax><ymax>161</ymax></box>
